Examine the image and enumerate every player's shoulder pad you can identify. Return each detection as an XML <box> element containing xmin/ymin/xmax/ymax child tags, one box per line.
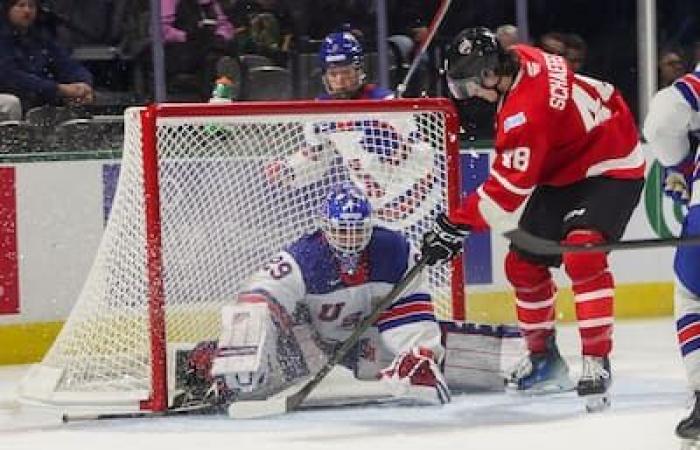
<box><xmin>284</xmin><ymin>231</ymin><xmax>340</xmax><ymax>294</ymax></box>
<box><xmin>366</xmin><ymin>226</ymin><xmax>411</xmax><ymax>283</ymax></box>
<box><xmin>673</xmin><ymin>72</ymin><xmax>700</xmax><ymax>112</ymax></box>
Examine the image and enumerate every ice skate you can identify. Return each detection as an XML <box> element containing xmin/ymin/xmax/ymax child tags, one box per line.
<box><xmin>677</xmin><ymin>391</ymin><xmax>700</xmax><ymax>449</ymax></box>
<box><xmin>577</xmin><ymin>356</ymin><xmax>611</xmax><ymax>412</ymax></box>
<box><xmin>506</xmin><ymin>338</ymin><xmax>575</xmax><ymax>395</ymax></box>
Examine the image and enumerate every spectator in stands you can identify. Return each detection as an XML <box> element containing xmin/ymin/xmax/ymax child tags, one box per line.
<box><xmin>536</xmin><ymin>31</ymin><xmax>566</xmax><ymax>56</ymax></box>
<box><xmin>563</xmin><ymin>33</ymin><xmax>587</xmax><ymax>73</ymax></box>
<box><xmin>0</xmin><ymin>0</ymin><xmax>94</xmax><ymax>114</ymax></box>
<box><xmin>0</xmin><ymin>93</ymin><xmax>21</xmax><ymax>121</ymax></box>
<box><xmin>161</xmin><ymin>0</ymin><xmax>239</xmax><ymax>100</ymax></box>
<box><xmin>297</xmin><ymin>0</ymin><xmax>374</xmax><ymax>42</ymax></box>
<box><xmin>658</xmin><ymin>46</ymin><xmax>687</xmax><ymax>88</ymax></box>
<box><xmin>495</xmin><ymin>24</ymin><xmax>519</xmax><ymax>49</ymax></box>
<box><xmin>225</xmin><ymin>0</ymin><xmax>294</xmax><ymax>66</ymax></box>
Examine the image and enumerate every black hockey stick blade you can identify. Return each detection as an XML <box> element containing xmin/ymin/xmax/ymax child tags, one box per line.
<box><xmin>228</xmin><ymin>257</ymin><xmax>429</xmax><ymax>419</ymax></box>
<box><xmin>62</xmin><ymin>402</ymin><xmax>218</xmax><ymax>423</ymax></box>
<box><xmin>504</xmin><ymin>229</ymin><xmax>700</xmax><ymax>255</ymax></box>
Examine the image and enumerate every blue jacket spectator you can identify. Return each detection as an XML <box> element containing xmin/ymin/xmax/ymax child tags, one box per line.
<box><xmin>0</xmin><ymin>0</ymin><xmax>94</xmax><ymax>112</ymax></box>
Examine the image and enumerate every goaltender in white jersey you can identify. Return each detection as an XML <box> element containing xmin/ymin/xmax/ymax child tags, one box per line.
<box><xmin>186</xmin><ymin>183</ymin><xmax>450</xmax><ymax>407</ymax></box>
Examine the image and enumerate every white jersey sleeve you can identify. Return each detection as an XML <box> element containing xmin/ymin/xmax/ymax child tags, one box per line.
<box><xmin>375</xmin><ymin>244</ymin><xmax>444</xmax><ymax>362</ymax></box>
<box><xmin>643</xmin><ymin>85</ymin><xmax>697</xmax><ymax>166</ymax></box>
<box><xmin>239</xmin><ymin>250</ymin><xmax>306</xmax><ymax>314</ymax></box>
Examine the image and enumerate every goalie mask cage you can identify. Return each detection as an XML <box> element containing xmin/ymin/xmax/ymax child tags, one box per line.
<box><xmin>19</xmin><ymin>98</ymin><xmax>463</xmax><ymax>414</ymax></box>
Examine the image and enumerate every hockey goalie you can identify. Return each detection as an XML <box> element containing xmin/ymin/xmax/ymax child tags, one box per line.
<box><xmin>177</xmin><ymin>183</ymin><xmax>451</xmax><ymax>410</ymax></box>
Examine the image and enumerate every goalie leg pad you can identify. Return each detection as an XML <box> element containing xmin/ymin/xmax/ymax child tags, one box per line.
<box><xmin>379</xmin><ymin>347</ymin><xmax>451</xmax><ymax>405</ymax></box>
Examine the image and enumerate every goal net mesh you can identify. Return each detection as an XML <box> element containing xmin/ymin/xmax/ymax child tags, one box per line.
<box><xmin>22</xmin><ymin>100</ymin><xmax>461</xmax><ymax>407</ymax></box>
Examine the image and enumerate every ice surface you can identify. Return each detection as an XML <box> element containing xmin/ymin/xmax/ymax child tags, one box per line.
<box><xmin>0</xmin><ymin>318</ymin><xmax>692</xmax><ymax>450</ymax></box>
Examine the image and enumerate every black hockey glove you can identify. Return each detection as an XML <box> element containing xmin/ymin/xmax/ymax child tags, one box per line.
<box><xmin>421</xmin><ymin>213</ymin><xmax>470</xmax><ymax>266</ymax></box>
<box><xmin>172</xmin><ymin>340</ymin><xmax>235</xmax><ymax>411</ymax></box>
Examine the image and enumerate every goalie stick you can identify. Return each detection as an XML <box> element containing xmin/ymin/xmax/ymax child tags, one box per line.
<box><xmin>504</xmin><ymin>229</ymin><xmax>700</xmax><ymax>255</ymax></box>
<box><xmin>61</xmin><ymin>401</ymin><xmax>218</xmax><ymax>423</ymax></box>
<box><xmin>228</xmin><ymin>256</ymin><xmax>429</xmax><ymax>419</ymax></box>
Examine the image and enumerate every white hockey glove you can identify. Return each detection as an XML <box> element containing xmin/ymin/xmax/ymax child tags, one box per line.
<box><xmin>380</xmin><ymin>347</ymin><xmax>451</xmax><ymax>405</ymax></box>
<box><xmin>211</xmin><ymin>301</ymin><xmax>278</xmax><ymax>393</ymax></box>
<box><xmin>420</xmin><ymin>213</ymin><xmax>470</xmax><ymax>266</ymax></box>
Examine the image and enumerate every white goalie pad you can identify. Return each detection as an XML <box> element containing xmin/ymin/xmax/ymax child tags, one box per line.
<box><xmin>441</xmin><ymin>322</ymin><xmax>526</xmax><ymax>392</ymax></box>
<box><xmin>341</xmin><ymin>322</ymin><xmax>525</xmax><ymax>392</ymax></box>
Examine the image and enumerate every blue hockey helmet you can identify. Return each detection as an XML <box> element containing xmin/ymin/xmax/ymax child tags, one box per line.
<box><xmin>320</xmin><ymin>183</ymin><xmax>373</xmax><ymax>256</ymax></box>
<box><xmin>318</xmin><ymin>31</ymin><xmax>366</xmax><ymax>98</ymax></box>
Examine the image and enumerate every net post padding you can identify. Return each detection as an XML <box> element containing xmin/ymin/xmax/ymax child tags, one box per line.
<box><xmin>18</xmin><ymin>98</ymin><xmax>463</xmax><ymax>413</ymax></box>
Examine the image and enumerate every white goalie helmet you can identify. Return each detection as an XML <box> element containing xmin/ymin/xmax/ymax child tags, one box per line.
<box><xmin>320</xmin><ymin>183</ymin><xmax>373</xmax><ymax>256</ymax></box>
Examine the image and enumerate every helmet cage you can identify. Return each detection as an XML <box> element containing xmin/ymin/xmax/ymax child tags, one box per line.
<box><xmin>319</xmin><ymin>186</ymin><xmax>373</xmax><ymax>256</ymax></box>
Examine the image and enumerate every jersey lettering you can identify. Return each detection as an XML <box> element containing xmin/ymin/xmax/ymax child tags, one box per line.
<box><xmin>572</xmin><ymin>75</ymin><xmax>614</xmax><ymax>132</ymax></box>
<box><xmin>263</xmin><ymin>255</ymin><xmax>293</xmax><ymax>280</ymax></box>
<box><xmin>502</xmin><ymin>147</ymin><xmax>531</xmax><ymax>172</ymax></box>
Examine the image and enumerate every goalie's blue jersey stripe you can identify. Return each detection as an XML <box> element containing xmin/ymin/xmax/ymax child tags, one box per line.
<box><xmin>286</xmin><ymin>226</ymin><xmax>410</xmax><ymax>295</ymax></box>
<box><xmin>391</xmin><ymin>293</ymin><xmax>431</xmax><ymax>306</ymax></box>
<box><xmin>377</xmin><ymin>314</ymin><xmax>437</xmax><ymax>332</ymax></box>
<box><xmin>674</xmin><ymin>74</ymin><xmax>700</xmax><ymax>112</ymax></box>
<box><xmin>681</xmin><ymin>336</ymin><xmax>700</xmax><ymax>357</ymax></box>
<box><xmin>677</xmin><ymin>313</ymin><xmax>700</xmax><ymax>331</ymax></box>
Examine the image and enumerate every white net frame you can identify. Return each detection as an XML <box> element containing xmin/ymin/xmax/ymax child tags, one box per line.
<box><xmin>19</xmin><ymin>99</ymin><xmax>463</xmax><ymax>413</ymax></box>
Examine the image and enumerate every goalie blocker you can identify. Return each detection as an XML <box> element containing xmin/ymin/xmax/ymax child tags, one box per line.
<box><xmin>170</xmin><ymin>320</ymin><xmax>524</xmax><ymax>410</ymax></box>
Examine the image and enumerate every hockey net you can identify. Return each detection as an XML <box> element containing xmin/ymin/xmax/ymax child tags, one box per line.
<box><xmin>19</xmin><ymin>99</ymin><xmax>462</xmax><ymax>413</ymax></box>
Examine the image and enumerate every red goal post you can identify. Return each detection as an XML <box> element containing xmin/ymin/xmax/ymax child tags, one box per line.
<box><xmin>19</xmin><ymin>98</ymin><xmax>464</xmax><ymax>414</ymax></box>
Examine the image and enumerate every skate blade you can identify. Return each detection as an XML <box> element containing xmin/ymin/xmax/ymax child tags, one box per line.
<box><xmin>506</xmin><ymin>379</ymin><xmax>576</xmax><ymax>396</ymax></box>
<box><xmin>583</xmin><ymin>393</ymin><xmax>610</xmax><ymax>413</ymax></box>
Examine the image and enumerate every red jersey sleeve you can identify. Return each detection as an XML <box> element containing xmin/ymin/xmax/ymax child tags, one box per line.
<box><xmin>452</xmin><ymin>119</ymin><xmax>548</xmax><ymax>232</ymax></box>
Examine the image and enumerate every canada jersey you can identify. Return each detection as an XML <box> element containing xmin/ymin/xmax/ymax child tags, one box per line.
<box><xmin>454</xmin><ymin>44</ymin><xmax>645</xmax><ymax>231</ymax></box>
<box><xmin>238</xmin><ymin>227</ymin><xmax>442</xmax><ymax>358</ymax></box>
<box><xmin>317</xmin><ymin>84</ymin><xmax>394</xmax><ymax>100</ymax></box>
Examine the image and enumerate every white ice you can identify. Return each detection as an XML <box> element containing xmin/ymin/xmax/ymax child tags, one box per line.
<box><xmin>0</xmin><ymin>318</ymin><xmax>693</xmax><ymax>450</ymax></box>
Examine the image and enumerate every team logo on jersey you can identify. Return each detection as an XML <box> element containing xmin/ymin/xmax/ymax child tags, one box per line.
<box><xmin>563</xmin><ymin>207</ymin><xmax>587</xmax><ymax>222</ymax></box>
<box><xmin>503</xmin><ymin>112</ymin><xmax>527</xmax><ymax>133</ymax></box>
<box><xmin>526</xmin><ymin>61</ymin><xmax>541</xmax><ymax>77</ymax></box>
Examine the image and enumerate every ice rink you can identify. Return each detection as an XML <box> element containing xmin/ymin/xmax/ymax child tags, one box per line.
<box><xmin>0</xmin><ymin>317</ymin><xmax>693</xmax><ymax>450</ymax></box>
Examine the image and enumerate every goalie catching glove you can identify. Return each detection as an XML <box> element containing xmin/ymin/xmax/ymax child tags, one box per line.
<box><xmin>379</xmin><ymin>347</ymin><xmax>451</xmax><ymax>405</ymax></box>
<box><xmin>421</xmin><ymin>213</ymin><xmax>470</xmax><ymax>266</ymax></box>
<box><xmin>173</xmin><ymin>340</ymin><xmax>235</xmax><ymax>410</ymax></box>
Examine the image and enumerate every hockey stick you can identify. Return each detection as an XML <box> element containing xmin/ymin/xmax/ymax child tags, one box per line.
<box><xmin>395</xmin><ymin>0</ymin><xmax>452</xmax><ymax>98</ymax></box>
<box><xmin>61</xmin><ymin>402</ymin><xmax>218</xmax><ymax>423</ymax></box>
<box><xmin>228</xmin><ymin>256</ymin><xmax>429</xmax><ymax>419</ymax></box>
<box><xmin>504</xmin><ymin>228</ymin><xmax>700</xmax><ymax>255</ymax></box>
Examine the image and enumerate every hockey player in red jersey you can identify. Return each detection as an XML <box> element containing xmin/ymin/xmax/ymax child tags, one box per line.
<box><xmin>420</xmin><ymin>27</ymin><xmax>645</xmax><ymax>412</ymax></box>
